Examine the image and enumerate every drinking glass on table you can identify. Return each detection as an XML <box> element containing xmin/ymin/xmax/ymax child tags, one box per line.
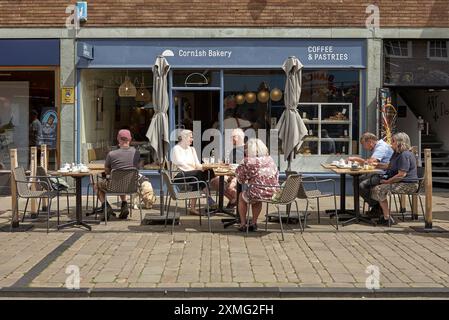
<box><xmin>203</xmin><ymin>157</ymin><xmax>210</xmax><ymax>164</ymax></box>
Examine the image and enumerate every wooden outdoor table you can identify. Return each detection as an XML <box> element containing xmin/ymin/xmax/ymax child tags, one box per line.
<box><xmin>50</xmin><ymin>170</ymin><xmax>103</xmax><ymax>231</ymax></box>
<box><xmin>201</xmin><ymin>163</ymin><xmax>224</xmax><ymax>170</ymax></box>
<box><xmin>322</xmin><ymin>164</ymin><xmax>382</xmax><ymax>226</ymax></box>
<box><xmin>87</xmin><ymin>163</ymin><xmax>105</xmax><ymax>170</ymax></box>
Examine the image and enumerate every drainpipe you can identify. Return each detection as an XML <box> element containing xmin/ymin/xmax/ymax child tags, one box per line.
<box><xmin>418</xmin><ymin>116</ymin><xmax>424</xmax><ymax>167</ymax></box>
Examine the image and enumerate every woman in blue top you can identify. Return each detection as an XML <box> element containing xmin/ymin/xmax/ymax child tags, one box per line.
<box><xmin>371</xmin><ymin>132</ymin><xmax>418</xmax><ymax>226</ymax></box>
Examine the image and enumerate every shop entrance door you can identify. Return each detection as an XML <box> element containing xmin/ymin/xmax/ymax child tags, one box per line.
<box><xmin>172</xmin><ymin>90</ymin><xmax>222</xmax><ymax>154</ymax></box>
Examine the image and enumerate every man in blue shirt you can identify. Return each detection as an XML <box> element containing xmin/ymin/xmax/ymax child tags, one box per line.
<box><xmin>349</xmin><ymin>132</ymin><xmax>394</xmax><ymax>217</ymax></box>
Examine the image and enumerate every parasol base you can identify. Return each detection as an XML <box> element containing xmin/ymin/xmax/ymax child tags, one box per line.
<box><xmin>266</xmin><ymin>211</ymin><xmax>304</xmax><ymax>224</ymax></box>
<box><xmin>0</xmin><ymin>223</ymin><xmax>34</xmax><ymax>232</ymax></box>
<box><xmin>141</xmin><ymin>212</ymin><xmax>180</xmax><ymax>225</ymax></box>
<box><xmin>409</xmin><ymin>226</ymin><xmax>448</xmax><ymax>233</ymax></box>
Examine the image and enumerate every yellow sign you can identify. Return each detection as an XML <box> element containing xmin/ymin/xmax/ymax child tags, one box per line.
<box><xmin>61</xmin><ymin>87</ymin><xmax>75</xmax><ymax>104</ymax></box>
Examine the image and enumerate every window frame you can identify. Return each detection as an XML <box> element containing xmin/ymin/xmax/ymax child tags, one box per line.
<box><xmin>384</xmin><ymin>40</ymin><xmax>413</xmax><ymax>59</ymax></box>
<box><xmin>427</xmin><ymin>40</ymin><xmax>449</xmax><ymax>61</ymax></box>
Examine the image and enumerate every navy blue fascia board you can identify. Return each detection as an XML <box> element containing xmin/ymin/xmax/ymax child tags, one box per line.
<box><xmin>0</xmin><ymin>39</ymin><xmax>60</xmax><ymax>66</ymax></box>
<box><xmin>76</xmin><ymin>38</ymin><xmax>367</xmax><ymax>69</ymax></box>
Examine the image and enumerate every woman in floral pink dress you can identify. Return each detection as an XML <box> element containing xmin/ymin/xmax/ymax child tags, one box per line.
<box><xmin>235</xmin><ymin>138</ymin><xmax>279</xmax><ymax>231</ymax></box>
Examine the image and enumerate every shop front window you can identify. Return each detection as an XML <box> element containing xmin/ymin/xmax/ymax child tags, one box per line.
<box><xmin>298</xmin><ymin>70</ymin><xmax>359</xmax><ymax>152</ymax></box>
<box><xmin>0</xmin><ymin>70</ymin><xmax>56</xmax><ymax>169</ymax></box>
<box><xmin>80</xmin><ymin>69</ymin><xmax>155</xmax><ymax>168</ymax></box>
<box><xmin>220</xmin><ymin>69</ymin><xmax>360</xmax><ymax>172</ymax></box>
<box><xmin>275</xmin><ymin>69</ymin><xmax>360</xmax><ymax>172</ymax></box>
<box><xmin>223</xmin><ymin>70</ymin><xmax>284</xmax><ymax>158</ymax></box>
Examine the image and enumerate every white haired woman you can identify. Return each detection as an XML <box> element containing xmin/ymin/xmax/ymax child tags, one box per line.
<box><xmin>171</xmin><ymin>129</ymin><xmax>216</xmax><ymax>215</ymax></box>
<box><xmin>235</xmin><ymin>138</ymin><xmax>279</xmax><ymax>231</ymax></box>
<box><xmin>371</xmin><ymin>132</ymin><xmax>419</xmax><ymax>226</ymax></box>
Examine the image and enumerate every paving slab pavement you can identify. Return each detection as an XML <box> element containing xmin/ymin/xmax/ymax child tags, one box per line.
<box><xmin>1</xmin><ymin>193</ymin><xmax>449</xmax><ymax>297</ymax></box>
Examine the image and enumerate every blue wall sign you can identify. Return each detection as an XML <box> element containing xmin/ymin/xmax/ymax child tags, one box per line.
<box><xmin>0</xmin><ymin>39</ymin><xmax>60</xmax><ymax>66</ymax></box>
<box><xmin>77</xmin><ymin>39</ymin><xmax>366</xmax><ymax>69</ymax></box>
<box><xmin>77</xmin><ymin>42</ymin><xmax>94</xmax><ymax>60</ymax></box>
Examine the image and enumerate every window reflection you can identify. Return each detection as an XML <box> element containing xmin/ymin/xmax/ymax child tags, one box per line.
<box><xmin>0</xmin><ymin>70</ymin><xmax>56</xmax><ymax>169</ymax></box>
<box><xmin>80</xmin><ymin>69</ymin><xmax>155</xmax><ymax>168</ymax></box>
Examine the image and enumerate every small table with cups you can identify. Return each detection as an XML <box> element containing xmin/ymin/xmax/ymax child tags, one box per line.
<box><xmin>50</xmin><ymin>164</ymin><xmax>103</xmax><ymax>231</ymax></box>
<box><xmin>202</xmin><ymin>161</ymin><xmax>235</xmax><ymax>214</ymax></box>
<box><xmin>322</xmin><ymin>160</ymin><xmax>382</xmax><ymax>226</ymax></box>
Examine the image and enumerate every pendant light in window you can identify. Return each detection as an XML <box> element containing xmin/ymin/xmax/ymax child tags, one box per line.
<box><xmin>257</xmin><ymin>90</ymin><xmax>270</xmax><ymax>103</ymax></box>
<box><xmin>245</xmin><ymin>92</ymin><xmax>256</xmax><ymax>104</ymax></box>
<box><xmin>118</xmin><ymin>71</ymin><xmax>137</xmax><ymax>97</ymax></box>
<box><xmin>135</xmin><ymin>74</ymin><xmax>152</xmax><ymax>102</ymax></box>
<box><xmin>270</xmin><ymin>88</ymin><xmax>283</xmax><ymax>101</ymax></box>
<box><xmin>235</xmin><ymin>94</ymin><xmax>245</xmax><ymax>105</ymax></box>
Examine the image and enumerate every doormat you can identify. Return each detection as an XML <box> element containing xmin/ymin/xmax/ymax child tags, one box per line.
<box><xmin>409</xmin><ymin>226</ymin><xmax>449</xmax><ymax>233</ymax></box>
<box><xmin>0</xmin><ymin>224</ymin><xmax>34</xmax><ymax>232</ymax></box>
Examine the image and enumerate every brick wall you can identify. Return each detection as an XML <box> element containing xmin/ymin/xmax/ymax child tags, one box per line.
<box><xmin>0</xmin><ymin>0</ymin><xmax>448</xmax><ymax>28</ymax></box>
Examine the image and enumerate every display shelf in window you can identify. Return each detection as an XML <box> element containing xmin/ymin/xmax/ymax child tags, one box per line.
<box><xmin>303</xmin><ymin>137</ymin><xmax>320</xmax><ymax>141</ymax></box>
<box><xmin>298</xmin><ymin>102</ymin><xmax>352</xmax><ymax>155</ymax></box>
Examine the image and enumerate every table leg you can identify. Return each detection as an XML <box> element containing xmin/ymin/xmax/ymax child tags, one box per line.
<box><xmin>58</xmin><ymin>176</ymin><xmax>92</xmax><ymax>231</ymax></box>
<box><xmin>329</xmin><ymin>173</ymin><xmax>351</xmax><ymax>218</ymax></box>
<box><xmin>222</xmin><ymin>182</ymin><xmax>241</xmax><ymax>228</ymax></box>
<box><xmin>218</xmin><ymin>175</ymin><xmax>224</xmax><ymax>210</ymax></box>
<box><xmin>353</xmin><ymin>174</ymin><xmax>360</xmax><ymax>217</ymax></box>
<box><xmin>212</xmin><ymin>175</ymin><xmax>234</xmax><ymax>215</ymax></box>
<box><xmin>76</xmin><ymin>176</ymin><xmax>82</xmax><ymax>223</ymax></box>
<box><xmin>340</xmin><ymin>173</ymin><xmax>346</xmax><ymax>212</ymax></box>
<box><xmin>342</xmin><ymin>174</ymin><xmax>375</xmax><ymax>226</ymax></box>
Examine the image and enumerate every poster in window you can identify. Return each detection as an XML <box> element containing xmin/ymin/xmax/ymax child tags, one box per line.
<box><xmin>41</xmin><ymin>108</ymin><xmax>57</xmax><ymax>149</ymax></box>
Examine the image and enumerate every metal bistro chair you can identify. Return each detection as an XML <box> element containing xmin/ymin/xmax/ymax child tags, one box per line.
<box><xmin>162</xmin><ymin>170</ymin><xmax>211</xmax><ymax>234</ymax></box>
<box><xmin>36</xmin><ymin>166</ymin><xmax>75</xmax><ymax>218</ymax></box>
<box><xmin>246</xmin><ymin>174</ymin><xmax>302</xmax><ymax>241</ymax></box>
<box><xmin>165</xmin><ymin>161</ymin><xmax>193</xmax><ymax>216</ymax></box>
<box><xmin>292</xmin><ymin>172</ymin><xmax>339</xmax><ymax>230</ymax></box>
<box><xmin>165</xmin><ymin>161</ymin><xmax>217</xmax><ymax>214</ymax></box>
<box><xmin>13</xmin><ymin>167</ymin><xmax>59</xmax><ymax>233</ymax></box>
<box><xmin>100</xmin><ymin>168</ymin><xmax>142</xmax><ymax>225</ymax></box>
<box><xmin>389</xmin><ymin>167</ymin><xmax>425</xmax><ymax>222</ymax></box>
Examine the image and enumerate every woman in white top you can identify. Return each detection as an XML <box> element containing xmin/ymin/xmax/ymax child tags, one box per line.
<box><xmin>171</xmin><ymin>129</ymin><xmax>216</xmax><ymax>215</ymax></box>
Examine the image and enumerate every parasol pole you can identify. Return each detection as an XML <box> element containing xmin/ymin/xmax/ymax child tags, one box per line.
<box><xmin>159</xmin><ymin>136</ymin><xmax>165</xmax><ymax>216</ymax></box>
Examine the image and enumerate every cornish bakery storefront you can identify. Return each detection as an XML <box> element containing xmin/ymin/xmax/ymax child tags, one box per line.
<box><xmin>76</xmin><ymin>39</ymin><xmax>366</xmax><ymax>176</ymax></box>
